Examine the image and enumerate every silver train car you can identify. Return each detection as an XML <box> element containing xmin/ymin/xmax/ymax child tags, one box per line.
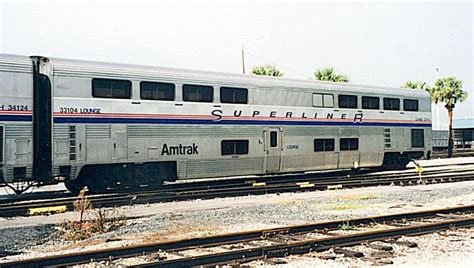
<box><xmin>0</xmin><ymin>54</ymin><xmax>432</xmax><ymax>193</ymax></box>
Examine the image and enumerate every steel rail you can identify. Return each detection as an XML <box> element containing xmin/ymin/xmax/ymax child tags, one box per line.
<box><xmin>1</xmin><ymin>160</ymin><xmax>473</xmax><ymax>205</ymax></box>
<box><xmin>1</xmin><ymin>160</ymin><xmax>472</xmax><ymax>206</ymax></box>
<box><xmin>2</xmin><ymin>205</ymin><xmax>473</xmax><ymax>268</ymax></box>
<box><xmin>0</xmin><ymin>167</ymin><xmax>473</xmax><ymax>218</ymax></box>
<box><xmin>432</xmin><ymin>150</ymin><xmax>474</xmax><ymax>159</ymax></box>
<box><xmin>1</xmin><ymin>155</ymin><xmax>472</xmax><ymax>204</ymax></box>
<box><xmin>144</xmin><ymin>217</ymin><xmax>474</xmax><ymax>267</ymax></box>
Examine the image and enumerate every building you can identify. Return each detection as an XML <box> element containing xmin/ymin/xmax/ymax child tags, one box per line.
<box><xmin>453</xmin><ymin>117</ymin><xmax>474</xmax><ymax>149</ymax></box>
<box><xmin>432</xmin><ymin>130</ymin><xmax>448</xmax><ymax>151</ymax></box>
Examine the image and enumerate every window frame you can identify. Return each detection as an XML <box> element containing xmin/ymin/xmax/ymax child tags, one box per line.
<box><xmin>362</xmin><ymin>96</ymin><xmax>380</xmax><ymax>110</ymax></box>
<box><xmin>383</xmin><ymin>97</ymin><xmax>400</xmax><ymax>111</ymax></box>
<box><xmin>314</xmin><ymin>138</ymin><xmax>335</xmax><ymax>152</ymax></box>
<box><xmin>221</xmin><ymin>140</ymin><xmax>249</xmax><ymax>155</ymax></box>
<box><xmin>270</xmin><ymin>131</ymin><xmax>278</xmax><ymax>148</ymax></box>
<box><xmin>140</xmin><ymin>81</ymin><xmax>175</xmax><ymax>101</ymax></box>
<box><xmin>182</xmin><ymin>84</ymin><xmax>214</xmax><ymax>103</ymax></box>
<box><xmin>220</xmin><ymin>86</ymin><xmax>248</xmax><ymax>104</ymax></box>
<box><xmin>340</xmin><ymin>138</ymin><xmax>359</xmax><ymax>151</ymax></box>
<box><xmin>92</xmin><ymin>78</ymin><xmax>132</xmax><ymax>99</ymax></box>
<box><xmin>312</xmin><ymin>93</ymin><xmax>335</xmax><ymax>108</ymax></box>
<box><xmin>338</xmin><ymin>94</ymin><xmax>358</xmax><ymax>109</ymax></box>
<box><xmin>411</xmin><ymin>129</ymin><xmax>425</xmax><ymax>148</ymax></box>
<box><xmin>403</xmin><ymin>99</ymin><xmax>419</xmax><ymax>112</ymax></box>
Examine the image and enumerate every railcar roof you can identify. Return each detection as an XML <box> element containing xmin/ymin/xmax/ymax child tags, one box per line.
<box><xmin>1</xmin><ymin>54</ymin><xmax>430</xmax><ymax>99</ymax></box>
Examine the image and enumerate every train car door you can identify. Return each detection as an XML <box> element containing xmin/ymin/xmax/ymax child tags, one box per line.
<box><xmin>111</xmin><ymin>124</ymin><xmax>128</xmax><ymax>160</ymax></box>
<box><xmin>264</xmin><ymin>128</ymin><xmax>282</xmax><ymax>172</ymax></box>
<box><xmin>337</xmin><ymin>137</ymin><xmax>361</xmax><ymax>169</ymax></box>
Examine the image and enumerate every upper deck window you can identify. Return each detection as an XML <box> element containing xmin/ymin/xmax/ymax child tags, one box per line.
<box><xmin>92</xmin><ymin>78</ymin><xmax>131</xmax><ymax>99</ymax></box>
<box><xmin>313</xmin><ymin>93</ymin><xmax>334</xmax><ymax>108</ymax></box>
<box><xmin>183</xmin><ymin>84</ymin><xmax>213</xmax><ymax>102</ymax></box>
<box><xmin>220</xmin><ymin>87</ymin><xmax>248</xmax><ymax>104</ymax></box>
<box><xmin>404</xmin><ymin>99</ymin><xmax>419</xmax><ymax>111</ymax></box>
<box><xmin>383</xmin><ymin>98</ymin><xmax>400</xmax><ymax>110</ymax></box>
<box><xmin>140</xmin><ymin>81</ymin><xmax>175</xmax><ymax>101</ymax></box>
<box><xmin>362</xmin><ymin>96</ymin><xmax>380</xmax><ymax>109</ymax></box>
<box><xmin>338</xmin><ymin>95</ymin><xmax>358</xmax><ymax>109</ymax></box>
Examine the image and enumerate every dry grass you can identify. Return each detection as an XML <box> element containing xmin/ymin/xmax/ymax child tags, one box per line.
<box><xmin>142</xmin><ymin>225</ymin><xmax>222</xmax><ymax>243</ymax></box>
<box><xmin>311</xmin><ymin>203</ymin><xmax>370</xmax><ymax>211</ymax></box>
<box><xmin>337</xmin><ymin>194</ymin><xmax>379</xmax><ymax>201</ymax></box>
<box><xmin>57</xmin><ymin>190</ymin><xmax>127</xmax><ymax>241</ymax></box>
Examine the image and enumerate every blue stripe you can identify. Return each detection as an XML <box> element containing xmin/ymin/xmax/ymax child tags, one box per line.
<box><xmin>0</xmin><ymin>114</ymin><xmax>32</xmax><ymax>122</ymax></box>
<box><xmin>53</xmin><ymin>117</ymin><xmax>432</xmax><ymax>128</ymax></box>
<box><xmin>0</xmin><ymin>114</ymin><xmax>432</xmax><ymax>128</ymax></box>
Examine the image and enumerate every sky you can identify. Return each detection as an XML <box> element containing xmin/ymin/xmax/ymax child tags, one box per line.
<box><xmin>0</xmin><ymin>0</ymin><xmax>472</xmax><ymax>129</ymax></box>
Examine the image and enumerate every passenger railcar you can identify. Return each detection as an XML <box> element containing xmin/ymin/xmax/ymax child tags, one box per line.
<box><xmin>0</xmin><ymin>55</ymin><xmax>432</xmax><ymax>193</ymax></box>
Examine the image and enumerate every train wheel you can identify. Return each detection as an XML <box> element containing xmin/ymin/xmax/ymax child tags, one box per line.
<box><xmin>87</xmin><ymin>180</ymin><xmax>108</xmax><ymax>194</ymax></box>
<box><xmin>396</xmin><ymin>157</ymin><xmax>410</xmax><ymax>170</ymax></box>
<box><xmin>64</xmin><ymin>179</ymin><xmax>86</xmax><ymax>195</ymax></box>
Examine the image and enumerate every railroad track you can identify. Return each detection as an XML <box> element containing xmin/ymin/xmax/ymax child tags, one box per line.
<box><xmin>2</xmin><ymin>159</ymin><xmax>473</xmax><ymax>205</ymax></box>
<box><xmin>0</xmin><ymin>164</ymin><xmax>473</xmax><ymax>218</ymax></box>
<box><xmin>432</xmin><ymin>150</ymin><xmax>474</xmax><ymax>159</ymax></box>
<box><xmin>2</xmin><ymin>205</ymin><xmax>473</xmax><ymax>267</ymax></box>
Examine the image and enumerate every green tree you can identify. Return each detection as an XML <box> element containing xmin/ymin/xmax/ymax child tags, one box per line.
<box><xmin>401</xmin><ymin>80</ymin><xmax>430</xmax><ymax>91</ymax></box>
<box><xmin>314</xmin><ymin>67</ymin><xmax>349</xmax><ymax>83</ymax></box>
<box><xmin>431</xmin><ymin>77</ymin><xmax>468</xmax><ymax>157</ymax></box>
<box><xmin>251</xmin><ymin>65</ymin><xmax>284</xmax><ymax>77</ymax></box>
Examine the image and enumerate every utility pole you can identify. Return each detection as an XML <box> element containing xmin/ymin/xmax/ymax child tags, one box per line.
<box><xmin>241</xmin><ymin>45</ymin><xmax>246</xmax><ymax>74</ymax></box>
<box><xmin>241</xmin><ymin>34</ymin><xmax>269</xmax><ymax>74</ymax></box>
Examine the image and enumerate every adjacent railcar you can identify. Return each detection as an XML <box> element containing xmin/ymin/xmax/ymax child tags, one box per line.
<box><xmin>0</xmin><ymin>54</ymin><xmax>432</xmax><ymax>193</ymax></box>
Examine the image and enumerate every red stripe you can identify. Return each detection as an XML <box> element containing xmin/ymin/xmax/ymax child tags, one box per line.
<box><xmin>52</xmin><ymin>112</ymin><xmax>431</xmax><ymax>124</ymax></box>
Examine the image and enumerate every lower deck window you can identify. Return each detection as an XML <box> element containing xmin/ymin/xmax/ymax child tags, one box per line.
<box><xmin>411</xmin><ymin>129</ymin><xmax>424</xmax><ymax>148</ymax></box>
<box><xmin>340</xmin><ymin>138</ymin><xmax>359</xmax><ymax>151</ymax></box>
<box><xmin>314</xmin><ymin>139</ymin><xmax>335</xmax><ymax>152</ymax></box>
<box><xmin>221</xmin><ymin>140</ymin><xmax>249</xmax><ymax>155</ymax></box>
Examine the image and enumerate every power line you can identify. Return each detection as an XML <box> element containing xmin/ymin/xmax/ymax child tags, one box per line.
<box><xmin>243</xmin><ymin>51</ymin><xmax>313</xmax><ymax>80</ymax></box>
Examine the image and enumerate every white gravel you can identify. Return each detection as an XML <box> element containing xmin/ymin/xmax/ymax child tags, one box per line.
<box><xmin>250</xmin><ymin>227</ymin><xmax>474</xmax><ymax>267</ymax></box>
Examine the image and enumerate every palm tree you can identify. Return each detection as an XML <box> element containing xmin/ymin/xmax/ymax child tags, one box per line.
<box><xmin>251</xmin><ymin>65</ymin><xmax>284</xmax><ymax>77</ymax></box>
<box><xmin>401</xmin><ymin>80</ymin><xmax>430</xmax><ymax>91</ymax></box>
<box><xmin>314</xmin><ymin>67</ymin><xmax>349</xmax><ymax>83</ymax></box>
<box><xmin>431</xmin><ymin>77</ymin><xmax>468</xmax><ymax>157</ymax></box>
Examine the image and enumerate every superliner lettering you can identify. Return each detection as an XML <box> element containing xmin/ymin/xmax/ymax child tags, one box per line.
<box><xmin>161</xmin><ymin>143</ymin><xmax>199</xmax><ymax>156</ymax></box>
<box><xmin>211</xmin><ymin>109</ymin><xmax>364</xmax><ymax>122</ymax></box>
